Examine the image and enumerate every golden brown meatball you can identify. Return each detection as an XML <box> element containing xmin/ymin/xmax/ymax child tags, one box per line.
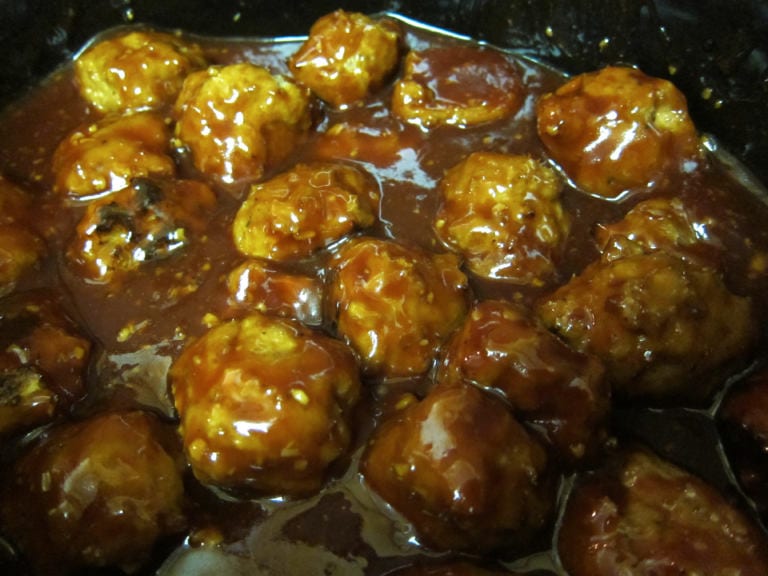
<box><xmin>66</xmin><ymin>178</ymin><xmax>216</xmax><ymax>283</ymax></box>
<box><xmin>434</xmin><ymin>152</ymin><xmax>570</xmax><ymax>283</ymax></box>
<box><xmin>0</xmin><ymin>176</ymin><xmax>45</xmax><ymax>296</ymax></box>
<box><xmin>557</xmin><ymin>447</ymin><xmax>768</xmax><ymax>575</ymax></box>
<box><xmin>52</xmin><ymin>111</ymin><xmax>176</xmax><ymax>199</ymax></box>
<box><xmin>0</xmin><ymin>291</ymin><xmax>91</xmax><ymax>437</ymax></box>
<box><xmin>362</xmin><ymin>382</ymin><xmax>553</xmax><ymax>553</ymax></box>
<box><xmin>170</xmin><ymin>312</ymin><xmax>360</xmax><ymax>496</ymax></box>
<box><xmin>437</xmin><ymin>300</ymin><xmax>609</xmax><ymax>466</ymax></box>
<box><xmin>329</xmin><ymin>238</ymin><xmax>468</xmax><ymax>377</ymax></box>
<box><xmin>74</xmin><ymin>30</ymin><xmax>206</xmax><ymax>114</ymax></box>
<box><xmin>289</xmin><ymin>10</ymin><xmax>401</xmax><ymax>108</ymax></box>
<box><xmin>537</xmin><ymin>253</ymin><xmax>757</xmax><ymax>403</ymax></box>
<box><xmin>0</xmin><ymin>411</ymin><xmax>186</xmax><ymax>575</ymax></box>
<box><xmin>232</xmin><ymin>162</ymin><xmax>380</xmax><ymax>261</ymax></box>
<box><xmin>174</xmin><ymin>62</ymin><xmax>312</xmax><ymax>185</ymax></box>
<box><xmin>392</xmin><ymin>45</ymin><xmax>524</xmax><ymax>129</ymax></box>
<box><xmin>536</xmin><ymin>66</ymin><xmax>700</xmax><ymax>199</ymax></box>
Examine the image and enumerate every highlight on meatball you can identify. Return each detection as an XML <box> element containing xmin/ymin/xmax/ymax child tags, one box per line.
<box><xmin>170</xmin><ymin>312</ymin><xmax>360</xmax><ymax>496</ymax></box>
<box><xmin>289</xmin><ymin>10</ymin><xmax>401</xmax><ymax>109</ymax></box>
<box><xmin>52</xmin><ymin>111</ymin><xmax>176</xmax><ymax>199</ymax></box>
<box><xmin>536</xmin><ymin>252</ymin><xmax>757</xmax><ymax>404</ymax></box>
<box><xmin>66</xmin><ymin>178</ymin><xmax>216</xmax><ymax>284</ymax></box>
<box><xmin>0</xmin><ymin>290</ymin><xmax>91</xmax><ymax>437</ymax></box>
<box><xmin>0</xmin><ymin>411</ymin><xmax>186</xmax><ymax>575</ymax></box>
<box><xmin>232</xmin><ymin>162</ymin><xmax>380</xmax><ymax>261</ymax></box>
<box><xmin>174</xmin><ymin>62</ymin><xmax>312</xmax><ymax>185</ymax></box>
<box><xmin>434</xmin><ymin>152</ymin><xmax>570</xmax><ymax>284</ymax></box>
<box><xmin>74</xmin><ymin>29</ymin><xmax>206</xmax><ymax>114</ymax></box>
<box><xmin>392</xmin><ymin>45</ymin><xmax>524</xmax><ymax>129</ymax></box>
<box><xmin>361</xmin><ymin>382</ymin><xmax>554</xmax><ymax>553</ymax></box>
<box><xmin>536</xmin><ymin>66</ymin><xmax>700</xmax><ymax>199</ymax></box>
<box><xmin>0</xmin><ymin>176</ymin><xmax>45</xmax><ymax>296</ymax></box>
<box><xmin>557</xmin><ymin>447</ymin><xmax>768</xmax><ymax>575</ymax></box>
<box><xmin>437</xmin><ymin>300</ymin><xmax>609</xmax><ymax>466</ymax></box>
<box><xmin>329</xmin><ymin>237</ymin><xmax>469</xmax><ymax>377</ymax></box>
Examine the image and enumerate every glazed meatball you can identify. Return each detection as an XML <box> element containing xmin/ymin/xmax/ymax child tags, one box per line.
<box><xmin>289</xmin><ymin>10</ymin><xmax>401</xmax><ymax>108</ymax></box>
<box><xmin>392</xmin><ymin>45</ymin><xmax>524</xmax><ymax>129</ymax></box>
<box><xmin>362</xmin><ymin>382</ymin><xmax>553</xmax><ymax>553</ymax></box>
<box><xmin>557</xmin><ymin>447</ymin><xmax>768</xmax><ymax>575</ymax></box>
<box><xmin>67</xmin><ymin>178</ymin><xmax>216</xmax><ymax>283</ymax></box>
<box><xmin>434</xmin><ymin>152</ymin><xmax>570</xmax><ymax>283</ymax></box>
<box><xmin>537</xmin><ymin>66</ymin><xmax>700</xmax><ymax>199</ymax></box>
<box><xmin>0</xmin><ymin>411</ymin><xmax>186</xmax><ymax>575</ymax></box>
<box><xmin>52</xmin><ymin>111</ymin><xmax>176</xmax><ymax>199</ymax></box>
<box><xmin>329</xmin><ymin>238</ymin><xmax>468</xmax><ymax>377</ymax></box>
<box><xmin>232</xmin><ymin>162</ymin><xmax>380</xmax><ymax>261</ymax></box>
<box><xmin>174</xmin><ymin>62</ymin><xmax>312</xmax><ymax>185</ymax></box>
<box><xmin>74</xmin><ymin>30</ymin><xmax>205</xmax><ymax>114</ymax></box>
<box><xmin>0</xmin><ymin>176</ymin><xmax>45</xmax><ymax>296</ymax></box>
<box><xmin>537</xmin><ymin>253</ymin><xmax>757</xmax><ymax>403</ymax></box>
<box><xmin>0</xmin><ymin>291</ymin><xmax>91</xmax><ymax>437</ymax></box>
<box><xmin>437</xmin><ymin>300</ymin><xmax>609</xmax><ymax>466</ymax></box>
<box><xmin>170</xmin><ymin>312</ymin><xmax>360</xmax><ymax>496</ymax></box>
<box><xmin>227</xmin><ymin>259</ymin><xmax>324</xmax><ymax>326</ymax></box>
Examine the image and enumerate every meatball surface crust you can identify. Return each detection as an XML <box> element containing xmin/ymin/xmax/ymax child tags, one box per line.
<box><xmin>52</xmin><ymin>111</ymin><xmax>176</xmax><ymax>199</ymax></box>
<box><xmin>329</xmin><ymin>238</ymin><xmax>469</xmax><ymax>377</ymax></box>
<box><xmin>0</xmin><ymin>176</ymin><xmax>45</xmax><ymax>296</ymax></box>
<box><xmin>174</xmin><ymin>62</ymin><xmax>312</xmax><ymax>185</ymax></box>
<box><xmin>74</xmin><ymin>30</ymin><xmax>205</xmax><ymax>114</ymax></box>
<box><xmin>557</xmin><ymin>448</ymin><xmax>768</xmax><ymax>576</ymax></box>
<box><xmin>434</xmin><ymin>152</ymin><xmax>570</xmax><ymax>283</ymax></box>
<box><xmin>232</xmin><ymin>162</ymin><xmax>380</xmax><ymax>261</ymax></box>
<box><xmin>289</xmin><ymin>10</ymin><xmax>401</xmax><ymax>108</ymax></box>
<box><xmin>537</xmin><ymin>66</ymin><xmax>699</xmax><ymax>199</ymax></box>
<box><xmin>362</xmin><ymin>382</ymin><xmax>553</xmax><ymax>553</ymax></box>
<box><xmin>0</xmin><ymin>411</ymin><xmax>186</xmax><ymax>575</ymax></box>
<box><xmin>170</xmin><ymin>312</ymin><xmax>360</xmax><ymax>496</ymax></box>
<box><xmin>392</xmin><ymin>46</ymin><xmax>524</xmax><ymax>129</ymax></box>
<box><xmin>437</xmin><ymin>300</ymin><xmax>609</xmax><ymax>466</ymax></box>
<box><xmin>66</xmin><ymin>178</ymin><xmax>216</xmax><ymax>284</ymax></box>
<box><xmin>536</xmin><ymin>252</ymin><xmax>756</xmax><ymax>403</ymax></box>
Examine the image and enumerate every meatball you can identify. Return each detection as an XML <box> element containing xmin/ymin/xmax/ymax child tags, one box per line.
<box><xmin>437</xmin><ymin>300</ymin><xmax>609</xmax><ymax>466</ymax></box>
<box><xmin>361</xmin><ymin>382</ymin><xmax>553</xmax><ymax>553</ymax></box>
<box><xmin>392</xmin><ymin>45</ymin><xmax>524</xmax><ymax>129</ymax></box>
<box><xmin>170</xmin><ymin>312</ymin><xmax>360</xmax><ymax>496</ymax></box>
<box><xmin>0</xmin><ymin>291</ymin><xmax>91</xmax><ymax>437</ymax></box>
<box><xmin>232</xmin><ymin>162</ymin><xmax>380</xmax><ymax>261</ymax></box>
<box><xmin>536</xmin><ymin>253</ymin><xmax>757</xmax><ymax>403</ymax></box>
<box><xmin>434</xmin><ymin>152</ymin><xmax>570</xmax><ymax>283</ymax></box>
<box><xmin>66</xmin><ymin>178</ymin><xmax>216</xmax><ymax>283</ymax></box>
<box><xmin>0</xmin><ymin>411</ymin><xmax>186</xmax><ymax>575</ymax></box>
<box><xmin>0</xmin><ymin>176</ymin><xmax>45</xmax><ymax>296</ymax></box>
<box><xmin>174</xmin><ymin>62</ymin><xmax>312</xmax><ymax>185</ymax></box>
<box><xmin>329</xmin><ymin>238</ymin><xmax>468</xmax><ymax>377</ymax></box>
<box><xmin>557</xmin><ymin>447</ymin><xmax>768</xmax><ymax>575</ymax></box>
<box><xmin>289</xmin><ymin>10</ymin><xmax>401</xmax><ymax>108</ymax></box>
<box><xmin>227</xmin><ymin>259</ymin><xmax>324</xmax><ymax>326</ymax></box>
<box><xmin>536</xmin><ymin>66</ymin><xmax>700</xmax><ymax>199</ymax></box>
<box><xmin>52</xmin><ymin>111</ymin><xmax>176</xmax><ymax>199</ymax></box>
<box><xmin>74</xmin><ymin>30</ymin><xmax>205</xmax><ymax>114</ymax></box>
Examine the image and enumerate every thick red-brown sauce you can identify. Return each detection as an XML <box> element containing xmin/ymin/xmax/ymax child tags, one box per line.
<box><xmin>1</xmin><ymin>17</ymin><xmax>767</xmax><ymax>576</ymax></box>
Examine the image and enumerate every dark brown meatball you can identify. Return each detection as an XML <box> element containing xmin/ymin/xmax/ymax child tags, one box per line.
<box><xmin>434</xmin><ymin>152</ymin><xmax>570</xmax><ymax>284</ymax></box>
<box><xmin>392</xmin><ymin>45</ymin><xmax>524</xmax><ymax>129</ymax></box>
<box><xmin>362</xmin><ymin>382</ymin><xmax>553</xmax><ymax>553</ymax></box>
<box><xmin>289</xmin><ymin>10</ymin><xmax>401</xmax><ymax>108</ymax></box>
<box><xmin>0</xmin><ymin>291</ymin><xmax>91</xmax><ymax>437</ymax></box>
<box><xmin>0</xmin><ymin>411</ymin><xmax>186</xmax><ymax>575</ymax></box>
<box><xmin>437</xmin><ymin>300</ymin><xmax>609</xmax><ymax>466</ymax></box>
<box><xmin>537</xmin><ymin>66</ymin><xmax>700</xmax><ymax>199</ymax></box>
<box><xmin>557</xmin><ymin>447</ymin><xmax>768</xmax><ymax>575</ymax></box>
<box><xmin>536</xmin><ymin>253</ymin><xmax>757</xmax><ymax>403</ymax></box>
<box><xmin>232</xmin><ymin>162</ymin><xmax>380</xmax><ymax>261</ymax></box>
<box><xmin>0</xmin><ymin>176</ymin><xmax>45</xmax><ymax>296</ymax></box>
<box><xmin>329</xmin><ymin>237</ymin><xmax>469</xmax><ymax>377</ymax></box>
<box><xmin>170</xmin><ymin>312</ymin><xmax>360</xmax><ymax>496</ymax></box>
